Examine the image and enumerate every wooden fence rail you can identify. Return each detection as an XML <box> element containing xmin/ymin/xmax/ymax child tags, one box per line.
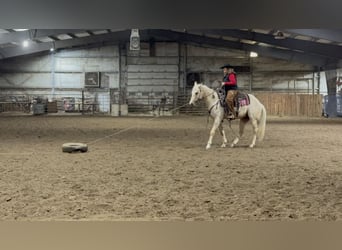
<box><xmin>177</xmin><ymin>92</ymin><xmax>323</xmax><ymax>117</ymax></box>
<box><xmin>254</xmin><ymin>93</ymin><xmax>323</xmax><ymax>117</ymax></box>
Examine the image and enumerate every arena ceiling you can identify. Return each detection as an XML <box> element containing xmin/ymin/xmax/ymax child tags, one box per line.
<box><xmin>0</xmin><ymin>29</ymin><xmax>341</xmax><ymax>70</ymax></box>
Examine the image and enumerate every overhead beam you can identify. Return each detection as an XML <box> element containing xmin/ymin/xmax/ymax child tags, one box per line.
<box><xmin>145</xmin><ymin>29</ymin><xmax>336</xmax><ymax>67</ymax></box>
<box><xmin>0</xmin><ymin>30</ymin><xmax>131</xmax><ymax>59</ymax></box>
<box><xmin>0</xmin><ymin>29</ymin><xmax>100</xmax><ymax>45</ymax></box>
<box><xmin>186</xmin><ymin>29</ymin><xmax>342</xmax><ymax>59</ymax></box>
<box><xmin>284</xmin><ymin>29</ymin><xmax>342</xmax><ymax>43</ymax></box>
<box><xmin>0</xmin><ymin>29</ymin><xmax>339</xmax><ymax>69</ymax></box>
<box><xmin>86</xmin><ymin>30</ymin><xmax>95</xmax><ymax>35</ymax></box>
<box><xmin>67</xmin><ymin>33</ymin><xmax>78</xmax><ymax>39</ymax></box>
<box><xmin>48</xmin><ymin>36</ymin><xmax>60</xmax><ymax>41</ymax></box>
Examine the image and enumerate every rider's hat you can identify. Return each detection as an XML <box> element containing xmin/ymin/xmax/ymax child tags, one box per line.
<box><xmin>220</xmin><ymin>64</ymin><xmax>233</xmax><ymax>69</ymax></box>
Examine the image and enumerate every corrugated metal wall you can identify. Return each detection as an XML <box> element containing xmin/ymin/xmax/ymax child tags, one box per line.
<box><xmin>125</xmin><ymin>42</ymin><xmax>179</xmax><ymax>113</ymax></box>
<box><xmin>0</xmin><ymin>41</ymin><xmax>325</xmax><ymax>116</ymax></box>
<box><xmin>0</xmin><ymin>46</ymin><xmax>119</xmax><ymax>113</ymax></box>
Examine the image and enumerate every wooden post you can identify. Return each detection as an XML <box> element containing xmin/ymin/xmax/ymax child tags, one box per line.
<box><xmin>82</xmin><ymin>89</ymin><xmax>84</xmax><ymax>115</ymax></box>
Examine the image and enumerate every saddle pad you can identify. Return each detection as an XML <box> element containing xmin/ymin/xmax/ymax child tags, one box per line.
<box><xmin>236</xmin><ymin>92</ymin><xmax>250</xmax><ymax>107</ymax></box>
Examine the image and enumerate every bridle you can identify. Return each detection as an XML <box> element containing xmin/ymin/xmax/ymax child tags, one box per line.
<box><xmin>194</xmin><ymin>86</ymin><xmax>219</xmax><ymax>114</ymax></box>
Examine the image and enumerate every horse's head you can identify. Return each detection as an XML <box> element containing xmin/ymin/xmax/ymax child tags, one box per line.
<box><xmin>189</xmin><ymin>81</ymin><xmax>204</xmax><ymax>105</ymax></box>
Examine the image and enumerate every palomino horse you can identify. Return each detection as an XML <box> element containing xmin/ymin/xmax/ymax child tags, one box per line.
<box><xmin>189</xmin><ymin>82</ymin><xmax>266</xmax><ymax>149</ymax></box>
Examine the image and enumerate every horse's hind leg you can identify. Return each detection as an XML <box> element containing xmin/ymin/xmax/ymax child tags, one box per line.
<box><xmin>249</xmin><ymin>118</ymin><xmax>258</xmax><ymax>148</ymax></box>
<box><xmin>231</xmin><ymin>118</ymin><xmax>248</xmax><ymax>148</ymax></box>
<box><xmin>219</xmin><ymin>122</ymin><xmax>228</xmax><ymax>148</ymax></box>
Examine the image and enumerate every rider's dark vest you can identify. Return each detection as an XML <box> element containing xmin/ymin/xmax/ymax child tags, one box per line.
<box><xmin>222</xmin><ymin>73</ymin><xmax>237</xmax><ymax>92</ymax></box>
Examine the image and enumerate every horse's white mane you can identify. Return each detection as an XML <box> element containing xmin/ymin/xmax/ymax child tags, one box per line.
<box><xmin>194</xmin><ymin>82</ymin><xmax>208</xmax><ymax>89</ymax></box>
<box><xmin>198</xmin><ymin>83</ymin><xmax>214</xmax><ymax>93</ymax></box>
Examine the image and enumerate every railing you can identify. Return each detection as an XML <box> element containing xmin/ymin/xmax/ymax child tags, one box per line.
<box><xmin>176</xmin><ymin>92</ymin><xmax>324</xmax><ymax>117</ymax></box>
<box><xmin>0</xmin><ymin>92</ymin><xmax>110</xmax><ymax>115</ymax></box>
<box><xmin>0</xmin><ymin>102</ymin><xmax>31</xmax><ymax>113</ymax></box>
<box><xmin>177</xmin><ymin>94</ymin><xmax>207</xmax><ymax>115</ymax></box>
<box><xmin>0</xmin><ymin>91</ymin><xmax>325</xmax><ymax>117</ymax></box>
<box><xmin>126</xmin><ymin>95</ymin><xmax>175</xmax><ymax>115</ymax></box>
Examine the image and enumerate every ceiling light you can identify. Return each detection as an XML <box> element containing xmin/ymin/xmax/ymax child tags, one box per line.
<box><xmin>274</xmin><ymin>30</ymin><xmax>286</xmax><ymax>40</ymax></box>
<box><xmin>22</xmin><ymin>40</ymin><xmax>29</xmax><ymax>47</ymax></box>
<box><xmin>50</xmin><ymin>42</ymin><xmax>56</xmax><ymax>52</ymax></box>
<box><xmin>250</xmin><ymin>51</ymin><xmax>258</xmax><ymax>58</ymax></box>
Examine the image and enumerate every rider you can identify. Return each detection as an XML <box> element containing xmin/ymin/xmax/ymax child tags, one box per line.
<box><xmin>220</xmin><ymin>64</ymin><xmax>238</xmax><ymax>119</ymax></box>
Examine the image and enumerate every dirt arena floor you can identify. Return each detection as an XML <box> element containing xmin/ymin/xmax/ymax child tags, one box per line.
<box><xmin>1</xmin><ymin>114</ymin><xmax>342</xmax><ymax>221</ymax></box>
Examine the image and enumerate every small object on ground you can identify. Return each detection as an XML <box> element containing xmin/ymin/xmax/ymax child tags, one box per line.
<box><xmin>62</xmin><ymin>143</ymin><xmax>88</xmax><ymax>153</ymax></box>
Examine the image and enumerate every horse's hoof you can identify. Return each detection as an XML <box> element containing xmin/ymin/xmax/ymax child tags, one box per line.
<box><xmin>249</xmin><ymin>144</ymin><xmax>255</xmax><ymax>148</ymax></box>
<box><xmin>206</xmin><ymin>145</ymin><xmax>211</xmax><ymax>150</ymax></box>
<box><xmin>230</xmin><ymin>143</ymin><xmax>235</xmax><ymax>148</ymax></box>
<box><xmin>221</xmin><ymin>144</ymin><xmax>226</xmax><ymax>148</ymax></box>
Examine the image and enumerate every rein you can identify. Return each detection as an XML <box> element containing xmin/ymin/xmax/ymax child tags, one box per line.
<box><xmin>207</xmin><ymin>100</ymin><xmax>219</xmax><ymax>127</ymax></box>
<box><xmin>208</xmin><ymin>100</ymin><xmax>219</xmax><ymax>115</ymax></box>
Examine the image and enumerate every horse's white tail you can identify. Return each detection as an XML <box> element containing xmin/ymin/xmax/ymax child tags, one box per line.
<box><xmin>257</xmin><ymin>105</ymin><xmax>266</xmax><ymax>141</ymax></box>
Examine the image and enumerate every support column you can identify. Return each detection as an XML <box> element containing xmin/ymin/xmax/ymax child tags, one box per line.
<box><xmin>325</xmin><ymin>68</ymin><xmax>337</xmax><ymax>117</ymax></box>
<box><xmin>50</xmin><ymin>52</ymin><xmax>56</xmax><ymax>100</ymax></box>
<box><xmin>183</xmin><ymin>43</ymin><xmax>187</xmax><ymax>95</ymax></box>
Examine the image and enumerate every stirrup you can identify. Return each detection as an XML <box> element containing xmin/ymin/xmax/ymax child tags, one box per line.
<box><xmin>226</xmin><ymin>112</ymin><xmax>235</xmax><ymax>120</ymax></box>
<box><xmin>227</xmin><ymin>114</ymin><xmax>235</xmax><ymax>119</ymax></box>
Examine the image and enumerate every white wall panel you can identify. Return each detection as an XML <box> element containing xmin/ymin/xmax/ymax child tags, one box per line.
<box><xmin>127</xmin><ymin>65</ymin><xmax>178</xmax><ymax>72</ymax></box>
<box><xmin>57</xmin><ymin>45</ymin><xmax>119</xmax><ymax>57</ymax></box>
<box><xmin>155</xmin><ymin>42</ymin><xmax>179</xmax><ymax>56</ymax></box>
<box><xmin>0</xmin><ymin>55</ymin><xmax>52</xmax><ymax>72</ymax></box>
<box><xmin>127</xmin><ymin>79</ymin><xmax>178</xmax><ymax>85</ymax></box>
<box><xmin>0</xmin><ymin>73</ymin><xmax>53</xmax><ymax>88</ymax></box>
<box><xmin>127</xmin><ymin>72</ymin><xmax>178</xmax><ymax>79</ymax></box>
<box><xmin>127</xmin><ymin>85</ymin><xmax>176</xmax><ymax>93</ymax></box>
<box><xmin>127</xmin><ymin>57</ymin><xmax>178</xmax><ymax>65</ymax></box>
<box><xmin>187</xmin><ymin>45</ymin><xmax>246</xmax><ymax>57</ymax></box>
<box><xmin>55</xmin><ymin>57</ymin><xmax>119</xmax><ymax>72</ymax></box>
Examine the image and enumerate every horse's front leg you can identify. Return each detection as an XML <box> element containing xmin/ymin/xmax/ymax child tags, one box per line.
<box><xmin>206</xmin><ymin>118</ymin><xmax>221</xmax><ymax>150</ymax></box>
<box><xmin>218</xmin><ymin>122</ymin><xmax>227</xmax><ymax>148</ymax></box>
